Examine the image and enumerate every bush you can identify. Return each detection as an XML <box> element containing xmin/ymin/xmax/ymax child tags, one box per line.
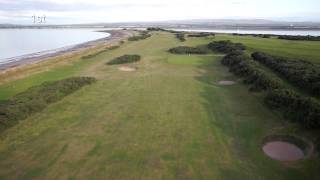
<box><xmin>252</xmin><ymin>52</ymin><xmax>320</xmax><ymax>95</ymax></box>
<box><xmin>147</xmin><ymin>27</ymin><xmax>166</xmax><ymax>31</ymax></box>
<box><xmin>128</xmin><ymin>31</ymin><xmax>151</xmax><ymax>41</ymax></box>
<box><xmin>0</xmin><ymin>77</ymin><xmax>96</xmax><ymax>131</ymax></box>
<box><xmin>265</xmin><ymin>89</ymin><xmax>320</xmax><ymax>129</ymax></box>
<box><xmin>106</xmin><ymin>55</ymin><xmax>141</xmax><ymax>65</ymax></box>
<box><xmin>188</xmin><ymin>33</ymin><xmax>215</xmax><ymax>37</ymax></box>
<box><xmin>168</xmin><ymin>46</ymin><xmax>209</xmax><ymax>54</ymax></box>
<box><xmin>175</xmin><ymin>33</ymin><xmax>186</xmax><ymax>42</ymax></box>
<box><xmin>221</xmin><ymin>51</ymin><xmax>282</xmax><ymax>91</ymax></box>
<box><xmin>278</xmin><ymin>35</ymin><xmax>320</xmax><ymax>41</ymax></box>
<box><xmin>208</xmin><ymin>40</ymin><xmax>246</xmax><ymax>53</ymax></box>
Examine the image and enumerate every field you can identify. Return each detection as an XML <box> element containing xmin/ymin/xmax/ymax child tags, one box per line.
<box><xmin>0</xmin><ymin>31</ymin><xmax>319</xmax><ymax>179</ymax></box>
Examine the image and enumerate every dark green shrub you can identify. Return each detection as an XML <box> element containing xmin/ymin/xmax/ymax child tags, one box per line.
<box><xmin>208</xmin><ymin>40</ymin><xmax>246</xmax><ymax>53</ymax></box>
<box><xmin>0</xmin><ymin>77</ymin><xmax>96</xmax><ymax>131</ymax></box>
<box><xmin>222</xmin><ymin>51</ymin><xmax>281</xmax><ymax>91</ymax></box>
<box><xmin>278</xmin><ymin>35</ymin><xmax>320</xmax><ymax>41</ymax></box>
<box><xmin>188</xmin><ymin>33</ymin><xmax>215</xmax><ymax>37</ymax></box>
<box><xmin>168</xmin><ymin>46</ymin><xmax>209</xmax><ymax>54</ymax></box>
<box><xmin>265</xmin><ymin>89</ymin><xmax>320</xmax><ymax>129</ymax></box>
<box><xmin>106</xmin><ymin>55</ymin><xmax>141</xmax><ymax>65</ymax></box>
<box><xmin>252</xmin><ymin>52</ymin><xmax>320</xmax><ymax>96</ymax></box>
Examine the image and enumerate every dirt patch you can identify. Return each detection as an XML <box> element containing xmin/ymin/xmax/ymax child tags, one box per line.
<box><xmin>118</xmin><ymin>66</ymin><xmax>137</xmax><ymax>72</ymax></box>
<box><xmin>262</xmin><ymin>135</ymin><xmax>313</xmax><ymax>161</ymax></box>
<box><xmin>218</xmin><ymin>80</ymin><xmax>236</xmax><ymax>85</ymax></box>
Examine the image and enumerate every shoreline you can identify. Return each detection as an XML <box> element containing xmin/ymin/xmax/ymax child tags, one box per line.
<box><xmin>0</xmin><ymin>30</ymin><xmax>133</xmax><ymax>72</ymax></box>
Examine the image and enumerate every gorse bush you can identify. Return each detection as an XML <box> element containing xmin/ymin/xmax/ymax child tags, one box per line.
<box><xmin>128</xmin><ymin>31</ymin><xmax>151</xmax><ymax>41</ymax></box>
<box><xmin>168</xmin><ymin>46</ymin><xmax>209</xmax><ymax>54</ymax></box>
<box><xmin>188</xmin><ymin>33</ymin><xmax>215</xmax><ymax>37</ymax></box>
<box><xmin>221</xmin><ymin>51</ymin><xmax>282</xmax><ymax>91</ymax></box>
<box><xmin>252</xmin><ymin>52</ymin><xmax>320</xmax><ymax>96</ymax></box>
<box><xmin>175</xmin><ymin>33</ymin><xmax>186</xmax><ymax>42</ymax></box>
<box><xmin>106</xmin><ymin>55</ymin><xmax>141</xmax><ymax>65</ymax></box>
<box><xmin>208</xmin><ymin>40</ymin><xmax>246</xmax><ymax>53</ymax></box>
<box><xmin>265</xmin><ymin>89</ymin><xmax>320</xmax><ymax>129</ymax></box>
<box><xmin>147</xmin><ymin>27</ymin><xmax>166</xmax><ymax>31</ymax></box>
<box><xmin>0</xmin><ymin>77</ymin><xmax>96</xmax><ymax>131</ymax></box>
<box><xmin>278</xmin><ymin>35</ymin><xmax>320</xmax><ymax>41</ymax></box>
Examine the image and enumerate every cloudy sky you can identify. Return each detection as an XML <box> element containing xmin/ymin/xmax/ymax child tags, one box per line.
<box><xmin>0</xmin><ymin>0</ymin><xmax>319</xmax><ymax>24</ymax></box>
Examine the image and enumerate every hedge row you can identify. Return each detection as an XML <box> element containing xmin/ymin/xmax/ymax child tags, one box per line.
<box><xmin>106</xmin><ymin>55</ymin><xmax>141</xmax><ymax>65</ymax></box>
<box><xmin>128</xmin><ymin>31</ymin><xmax>151</xmax><ymax>41</ymax></box>
<box><xmin>221</xmin><ymin>51</ymin><xmax>282</xmax><ymax>91</ymax></box>
<box><xmin>208</xmin><ymin>40</ymin><xmax>246</xmax><ymax>53</ymax></box>
<box><xmin>278</xmin><ymin>35</ymin><xmax>320</xmax><ymax>41</ymax></box>
<box><xmin>0</xmin><ymin>77</ymin><xmax>96</xmax><ymax>131</ymax></box>
<box><xmin>188</xmin><ymin>32</ymin><xmax>215</xmax><ymax>37</ymax></box>
<box><xmin>265</xmin><ymin>89</ymin><xmax>320</xmax><ymax>129</ymax></box>
<box><xmin>251</xmin><ymin>52</ymin><xmax>320</xmax><ymax>96</ymax></box>
<box><xmin>168</xmin><ymin>46</ymin><xmax>208</xmax><ymax>54</ymax></box>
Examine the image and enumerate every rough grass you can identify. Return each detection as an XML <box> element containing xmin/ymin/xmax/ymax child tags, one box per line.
<box><xmin>0</xmin><ymin>32</ymin><xmax>319</xmax><ymax>179</ymax></box>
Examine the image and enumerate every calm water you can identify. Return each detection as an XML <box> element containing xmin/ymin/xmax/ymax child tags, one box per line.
<box><xmin>0</xmin><ymin>29</ymin><xmax>109</xmax><ymax>63</ymax></box>
<box><xmin>172</xmin><ymin>28</ymin><xmax>320</xmax><ymax>36</ymax></box>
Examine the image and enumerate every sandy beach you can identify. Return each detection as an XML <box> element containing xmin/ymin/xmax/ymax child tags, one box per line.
<box><xmin>0</xmin><ymin>30</ymin><xmax>134</xmax><ymax>72</ymax></box>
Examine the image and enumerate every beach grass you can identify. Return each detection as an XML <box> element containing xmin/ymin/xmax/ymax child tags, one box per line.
<box><xmin>0</xmin><ymin>32</ymin><xmax>319</xmax><ymax>179</ymax></box>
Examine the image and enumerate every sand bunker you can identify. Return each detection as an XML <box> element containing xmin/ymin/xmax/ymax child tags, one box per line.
<box><xmin>118</xmin><ymin>66</ymin><xmax>137</xmax><ymax>72</ymax></box>
<box><xmin>262</xmin><ymin>135</ymin><xmax>312</xmax><ymax>161</ymax></box>
<box><xmin>263</xmin><ymin>141</ymin><xmax>304</xmax><ymax>161</ymax></box>
<box><xmin>218</xmin><ymin>80</ymin><xmax>236</xmax><ymax>85</ymax></box>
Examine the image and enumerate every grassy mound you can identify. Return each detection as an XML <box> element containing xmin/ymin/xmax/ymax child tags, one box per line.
<box><xmin>106</xmin><ymin>55</ymin><xmax>141</xmax><ymax>65</ymax></box>
<box><xmin>168</xmin><ymin>46</ymin><xmax>209</xmax><ymax>54</ymax></box>
<box><xmin>0</xmin><ymin>77</ymin><xmax>96</xmax><ymax>131</ymax></box>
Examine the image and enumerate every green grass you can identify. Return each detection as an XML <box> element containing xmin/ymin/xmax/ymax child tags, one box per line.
<box><xmin>0</xmin><ymin>32</ymin><xmax>319</xmax><ymax>179</ymax></box>
<box><xmin>213</xmin><ymin>35</ymin><xmax>320</xmax><ymax>63</ymax></box>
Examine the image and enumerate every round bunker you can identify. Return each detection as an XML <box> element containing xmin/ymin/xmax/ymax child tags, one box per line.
<box><xmin>218</xmin><ymin>80</ymin><xmax>236</xmax><ymax>85</ymax></box>
<box><xmin>118</xmin><ymin>66</ymin><xmax>137</xmax><ymax>72</ymax></box>
<box><xmin>262</xmin><ymin>135</ymin><xmax>312</xmax><ymax>161</ymax></box>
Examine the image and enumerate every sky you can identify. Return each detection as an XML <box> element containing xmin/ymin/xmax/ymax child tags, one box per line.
<box><xmin>0</xmin><ymin>0</ymin><xmax>319</xmax><ymax>24</ymax></box>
